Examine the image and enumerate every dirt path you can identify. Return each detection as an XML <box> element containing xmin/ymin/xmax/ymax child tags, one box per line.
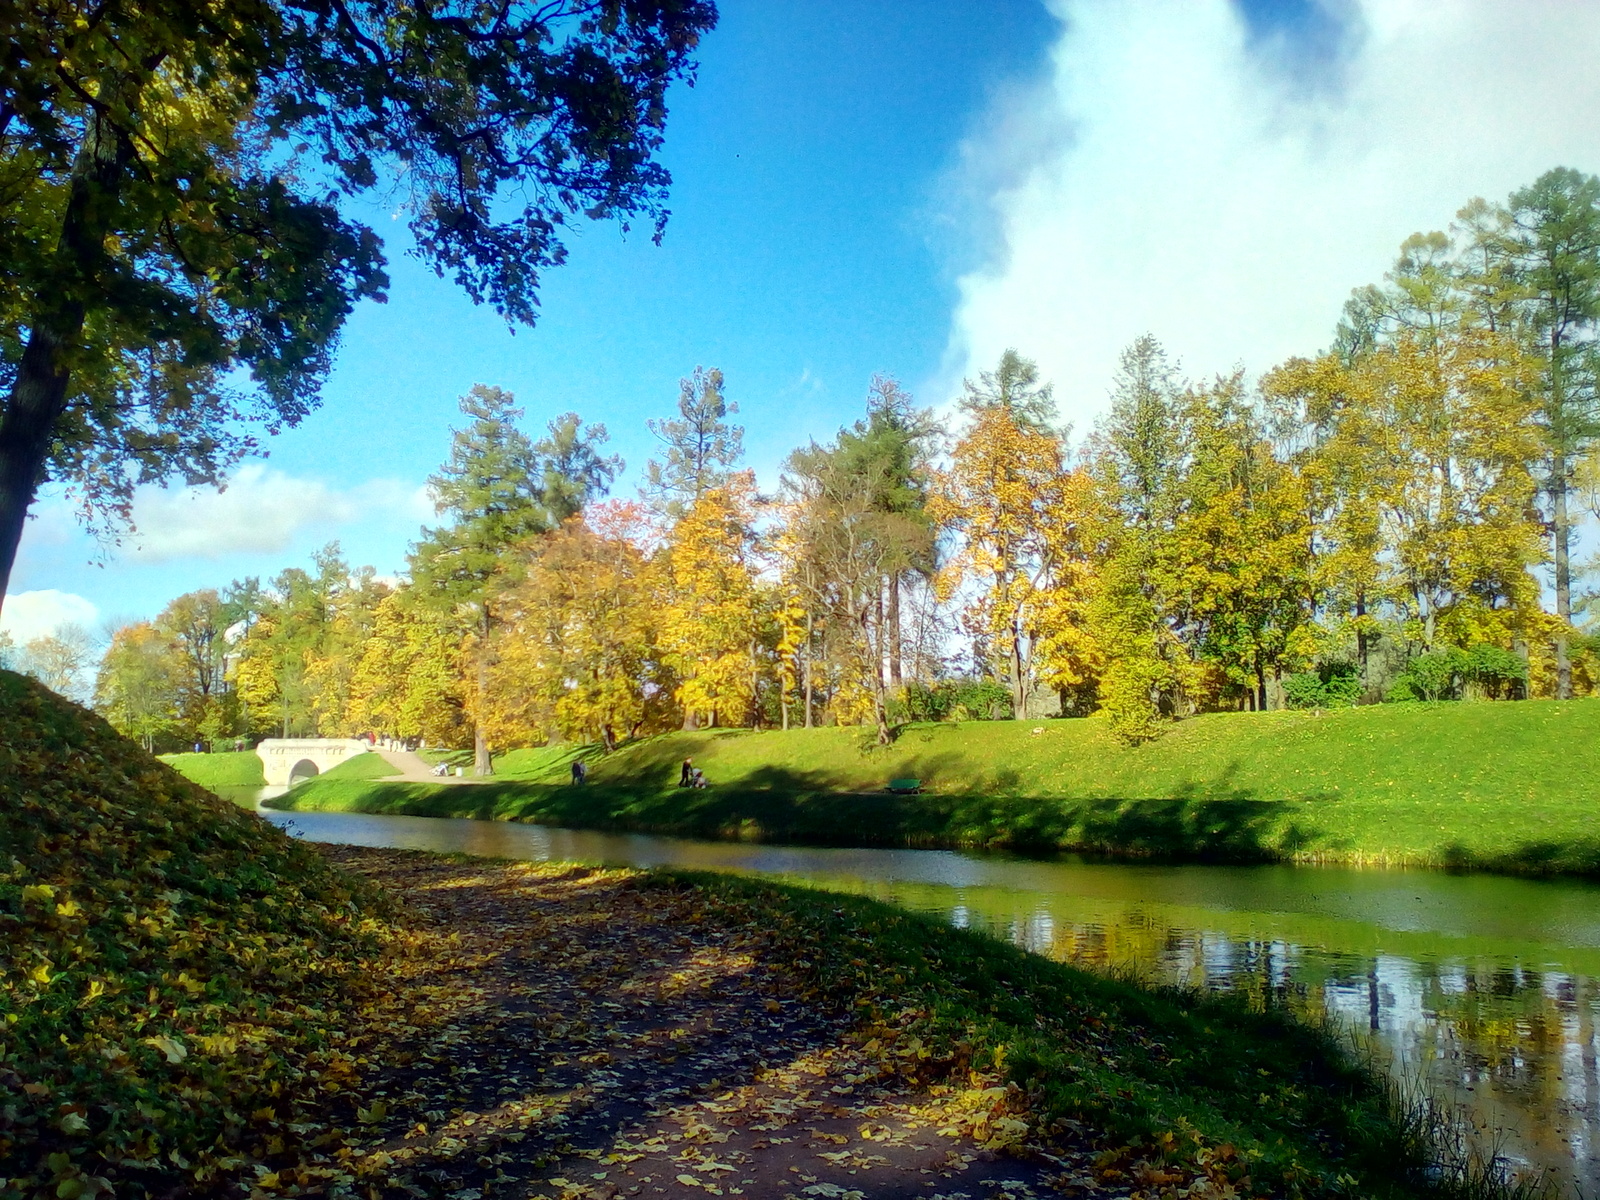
<box><xmin>322</xmin><ymin>847</ymin><xmax>1128</xmax><ymax>1200</ymax></box>
<box><xmin>374</xmin><ymin>746</ymin><xmax>470</xmax><ymax>783</ymax></box>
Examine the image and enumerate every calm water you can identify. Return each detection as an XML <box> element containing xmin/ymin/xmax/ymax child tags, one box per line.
<box><xmin>231</xmin><ymin>787</ymin><xmax>1600</xmax><ymax>1195</ymax></box>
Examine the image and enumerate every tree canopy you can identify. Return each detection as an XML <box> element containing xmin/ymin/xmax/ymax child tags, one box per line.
<box><xmin>0</xmin><ymin>0</ymin><xmax>717</xmax><ymax>605</ymax></box>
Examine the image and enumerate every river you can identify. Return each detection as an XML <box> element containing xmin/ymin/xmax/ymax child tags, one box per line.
<box><xmin>231</xmin><ymin>787</ymin><xmax>1600</xmax><ymax>1195</ymax></box>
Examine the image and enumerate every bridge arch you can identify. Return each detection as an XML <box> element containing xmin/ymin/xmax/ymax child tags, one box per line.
<box><xmin>256</xmin><ymin>738</ymin><xmax>369</xmax><ymax>787</ymax></box>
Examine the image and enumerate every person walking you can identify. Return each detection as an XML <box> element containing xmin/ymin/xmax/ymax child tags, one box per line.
<box><xmin>679</xmin><ymin>757</ymin><xmax>694</xmax><ymax>787</ymax></box>
<box><xmin>571</xmin><ymin>759</ymin><xmax>587</xmax><ymax>785</ymax></box>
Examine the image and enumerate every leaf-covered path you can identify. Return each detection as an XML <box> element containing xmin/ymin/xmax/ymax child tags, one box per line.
<box><xmin>322</xmin><ymin>847</ymin><xmax>1123</xmax><ymax>1200</ymax></box>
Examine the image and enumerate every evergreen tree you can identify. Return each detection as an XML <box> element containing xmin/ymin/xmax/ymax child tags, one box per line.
<box><xmin>643</xmin><ymin>367</ymin><xmax>744</xmax><ymax>518</ymax></box>
<box><xmin>410</xmin><ymin>385</ymin><xmax>617</xmax><ymax>772</ymax></box>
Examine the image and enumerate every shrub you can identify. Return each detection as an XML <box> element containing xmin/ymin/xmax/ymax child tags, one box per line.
<box><xmin>1387</xmin><ymin>650</ymin><xmax>1464</xmax><ymax>701</ymax></box>
<box><xmin>1283</xmin><ymin>661</ymin><xmax>1361</xmax><ymax>710</ymax></box>
<box><xmin>1462</xmin><ymin>643</ymin><xmax>1527</xmax><ymax>699</ymax></box>
<box><xmin>1386</xmin><ymin>645</ymin><xmax>1528</xmax><ymax>703</ymax></box>
<box><xmin>901</xmin><ymin>679</ymin><xmax>1013</xmax><ymax>723</ymax></box>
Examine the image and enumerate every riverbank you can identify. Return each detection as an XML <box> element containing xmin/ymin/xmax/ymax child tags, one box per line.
<box><xmin>268</xmin><ymin>699</ymin><xmax>1600</xmax><ymax>876</ymax></box>
<box><xmin>1</xmin><ymin>669</ymin><xmax>1500</xmax><ymax>1198</ymax></box>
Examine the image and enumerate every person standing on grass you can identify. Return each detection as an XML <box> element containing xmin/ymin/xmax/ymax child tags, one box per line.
<box><xmin>571</xmin><ymin>759</ymin><xmax>587</xmax><ymax>785</ymax></box>
<box><xmin>680</xmin><ymin>757</ymin><xmax>694</xmax><ymax>787</ymax></box>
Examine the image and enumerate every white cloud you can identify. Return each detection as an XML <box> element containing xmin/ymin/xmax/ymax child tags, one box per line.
<box><xmin>125</xmin><ymin>465</ymin><xmax>430</xmax><ymax>563</ymax></box>
<box><xmin>942</xmin><ymin>0</ymin><xmax>1600</xmax><ymax>430</ymax></box>
<box><xmin>0</xmin><ymin>589</ymin><xmax>99</xmax><ymax>644</ymax></box>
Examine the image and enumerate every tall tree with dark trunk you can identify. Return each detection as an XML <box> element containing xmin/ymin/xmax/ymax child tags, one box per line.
<box><xmin>410</xmin><ymin>386</ymin><xmax>618</xmax><ymax>774</ymax></box>
<box><xmin>0</xmin><ymin>0</ymin><xmax>716</xmax><ymax>612</ymax></box>
<box><xmin>1496</xmin><ymin>170</ymin><xmax>1600</xmax><ymax>699</ymax></box>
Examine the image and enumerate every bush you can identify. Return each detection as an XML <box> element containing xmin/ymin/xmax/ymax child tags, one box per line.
<box><xmin>901</xmin><ymin>679</ymin><xmax>1013</xmax><ymax>723</ymax></box>
<box><xmin>1462</xmin><ymin>643</ymin><xmax>1527</xmax><ymax>699</ymax></box>
<box><xmin>1386</xmin><ymin>645</ymin><xmax>1527</xmax><ymax>703</ymax></box>
<box><xmin>1387</xmin><ymin>650</ymin><xmax>1463</xmax><ymax>701</ymax></box>
<box><xmin>1283</xmin><ymin>662</ymin><xmax>1361</xmax><ymax>710</ymax></box>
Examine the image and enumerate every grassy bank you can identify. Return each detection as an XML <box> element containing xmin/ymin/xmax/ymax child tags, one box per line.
<box><xmin>676</xmin><ymin>867</ymin><xmax>1487</xmax><ymax>1198</ymax></box>
<box><xmin>276</xmin><ymin>699</ymin><xmax>1600</xmax><ymax>875</ymax></box>
<box><xmin>0</xmin><ymin>670</ymin><xmax>1520</xmax><ymax>1198</ymax></box>
<box><xmin>157</xmin><ymin>749</ymin><xmax>265</xmax><ymax>788</ymax></box>
<box><xmin>317</xmin><ymin>749</ymin><xmax>400</xmax><ymax>781</ymax></box>
<box><xmin>330</xmin><ymin>847</ymin><xmax>1491</xmax><ymax>1200</ymax></box>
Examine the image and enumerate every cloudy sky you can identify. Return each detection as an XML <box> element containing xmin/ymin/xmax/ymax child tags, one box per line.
<box><xmin>9</xmin><ymin>0</ymin><xmax>1600</xmax><ymax>645</ymax></box>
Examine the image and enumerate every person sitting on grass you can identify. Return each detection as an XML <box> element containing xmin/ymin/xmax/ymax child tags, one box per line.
<box><xmin>431</xmin><ymin>760</ymin><xmax>449</xmax><ymax>777</ymax></box>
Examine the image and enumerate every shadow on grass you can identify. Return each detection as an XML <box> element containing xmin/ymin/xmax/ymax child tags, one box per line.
<box><xmin>1440</xmin><ymin>838</ymin><xmax>1600</xmax><ymax>878</ymax></box>
<box><xmin>275</xmin><ymin>765</ymin><xmax>1337</xmax><ymax>865</ymax></box>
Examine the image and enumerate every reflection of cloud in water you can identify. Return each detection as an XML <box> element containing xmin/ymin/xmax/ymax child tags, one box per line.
<box><xmin>253</xmin><ymin>802</ymin><xmax>1600</xmax><ymax>1195</ymax></box>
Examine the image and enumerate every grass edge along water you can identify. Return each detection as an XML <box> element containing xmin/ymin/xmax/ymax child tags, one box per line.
<box><xmin>1</xmin><ymin>668</ymin><xmax>1545</xmax><ymax>1199</ymax></box>
<box><xmin>262</xmin><ymin>699</ymin><xmax>1600</xmax><ymax>877</ymax></box>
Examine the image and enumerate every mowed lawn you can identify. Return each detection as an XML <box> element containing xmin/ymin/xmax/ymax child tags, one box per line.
<box><xmin>249</xmin><ymin>700</ymin><xmax>1600</xmax><ymax>875</ymax></box>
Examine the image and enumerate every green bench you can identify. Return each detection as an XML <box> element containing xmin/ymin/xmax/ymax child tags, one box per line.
<box><xmin>887</xmin><ymin>778</ymin><xmax>922</xmax><ymax>795</ymax></box>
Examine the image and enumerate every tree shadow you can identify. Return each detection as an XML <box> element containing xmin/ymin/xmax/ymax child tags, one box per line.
<box><xmin>431</xmin><ymin>761</ymin><xmax>1340</xmax><ymax>865</ymax></box>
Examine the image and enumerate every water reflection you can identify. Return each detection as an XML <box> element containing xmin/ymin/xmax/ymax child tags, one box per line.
<box><xmin>230</xmin><ymin>790</ymin><xmax>1600</xmax><ymax>1194</ymax></box>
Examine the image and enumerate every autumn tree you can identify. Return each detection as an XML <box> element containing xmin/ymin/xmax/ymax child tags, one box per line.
<box><xmin>410</xmin><ymin>385</ymin><xmax>618</xmax><ymax>773</ymax></box>
<box><xmin>488</xmin><ymin>504</ymin><xmax>665</xmax><ymax>751</ymax></box>
<box><xmin>235</xmin><ymin>544</ymin><xmax>359</xmax><ymax>737</ymax></box>
<box><xmin>346</xmin><ymin>593</ymin><xmax>465</xmax><ymax>747</ymax></box>
<box><xmin>14</xmin><ymin>623</ymin><xmax>97</xmax><ymax>704</ymax></box>
<box><xmin>152</xmin><ymin>590</ymin><xmax>229</xmax><ymax>736</ymax></box>
<box><xmin>656</xmin><ymin>473</ymin><xmax>773</xmax><ymax>729</ymax></box>
<box><xmin>931</xmin><ymin>350</ymin><xmax>1095</xmax><ymax>722</ymax></box>
<box><xmin>0</xmin><ymin>0</ymin><xmax>716</xmax><ymax>612</ymax></box>
<box><xmin>783</xmin><ymin>438</ymin><xmax>909</xmax><ymax>743</ymax></box>
<box><xmin>1168</xmin><ymin>377</ymin><xmax>1317</xmax><ymax>710</ymax></box>
<box><xmin>1087</xmin><ymin>337</ymin><xmax>1197</xmax><ymax>740</ymax></box>
<box><xmin>1487</xmin><ymin>169</ymin><xmax>1600</xmax><ymax>697</ymax></box>
<box><xmin>94</xmin><ymin>622</ymin><xmax>180</xmax><ymax>751</ymax></box>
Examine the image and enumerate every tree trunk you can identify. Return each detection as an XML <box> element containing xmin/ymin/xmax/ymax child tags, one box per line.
<box><xmin>888</xmin><ymin>573</ymin><xmax>903</xmax><ymax>688</ymax></box>
<box><xmin>473</xmin><ymin>639</ymin><xmax>492</xmax><ymax>776</ymax></box>
<box><xmin>1011</xmin><ymin>616</ymin><xmax>1027</xmax><ymax>719</ymax></box>
<box><xmin>1354</xmin><ymin>592</ymin><xmax>1368</xmax><ymax>693</ymax></box>
<box><xmin>749</xmin><ymin>637</ymin><xmax>760</xmax><ymax>730</ymax></box>
<box><xmin>1553</xmin><ymin>450</ymin><xmax>1573</xmax><ymax>700</ymax></box>
<box><xmin>803</xmin><ymin>612</ymin><xmax>814</xmax><ymax>728</ymax></box>
<box><xmin>0</xmin><ymin>91</ymin><xmax>133</xmax><ymax>608</ymax></box>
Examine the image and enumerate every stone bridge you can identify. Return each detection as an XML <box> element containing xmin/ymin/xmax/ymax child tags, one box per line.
<box><xmin>256</xmin><ymin>738</ymin><xmax>369</xmax><ymax>786</ymax></box>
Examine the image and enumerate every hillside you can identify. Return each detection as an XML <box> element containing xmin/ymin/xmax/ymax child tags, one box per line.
<box><xmin>1</xmin><ymin>669</ymin><xmax>1525</xmax><ymax>1197</ymax></box>
<box><xmin>0</xmin><ymin>671</ymin><xmax>393</xmax><ymax>1197</ymax></box>
<box><xmin>276</xmin><ymin>700</ymin><xmax>1600</xmax><ymax>874</ymax></box>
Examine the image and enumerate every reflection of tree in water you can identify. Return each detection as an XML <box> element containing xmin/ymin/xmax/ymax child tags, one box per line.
<box><xmin>882</xmin><ymin>883</ymin><xmax>1600</xmax><ymax>1194</ymax></box>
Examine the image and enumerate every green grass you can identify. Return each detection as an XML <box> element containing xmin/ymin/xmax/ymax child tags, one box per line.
<box><xmin>0</xmin><ymin>671</ymin><xmax>1524</xmax><ymax>1199</ymax></box>
<box><xmin>679</xmin><ymin>870</ymin><xmax>1512</xmax><ymax>1199</ymax></box>
<box><xmin>159</xmin><ymin>749</ymin><xmax>266</xmax><ymax>788</ymax></box>
<box><xmin>316</xmin><ymin>750</ymin><xmax>401</xmax><ymax>781</ymax></box>
<box><xmin>276</xmin><ymin>700</ymin><xmax>1600</xmax><ymax>876</ymax></box>
<box><xmin>0</xmin><ymin>671</ymin><xmax>391</xmax><ymax>1199</ymax></box>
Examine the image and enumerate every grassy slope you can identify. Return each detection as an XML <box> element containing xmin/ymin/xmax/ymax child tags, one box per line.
<box><xmin>317</xmin><ymin>750</ymin><xmax>401</xmax><ymax>781</ymax></box>
<box><xmin>0</xmin><ymin>671</ymin><xmax>391</xmax><ymax>1198</ymax></box>
<box><xmin>685</xmin><ymin>870</ymin><xmax>1467</xmax><ymax>1199</ymax></box>
<box><xmin>278</xmin><ymin>700</ymin><xmax>1600</xmax><ymax>875</ymax></box>
<box><xmin>158</xmin><ymin>749</ymin><xmax>266</xmax><ymax>788</ymax></box>
<box><xmin>0</xmin><ymin>672</ymin><xmax>1504</xmax><ymax>1198</ymax></box>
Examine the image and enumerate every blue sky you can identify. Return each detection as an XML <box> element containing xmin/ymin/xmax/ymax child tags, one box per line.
<box><xmin>10</xmin><ymin>0</ymin><xmax>1600</xmax><ymax>642</ymax></box>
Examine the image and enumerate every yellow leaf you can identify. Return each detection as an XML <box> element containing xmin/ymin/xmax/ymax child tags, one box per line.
<box><xmin>144</xmin><ymin>1035</ymin><xmax>188</xmax><ymax>1064</ymax></box>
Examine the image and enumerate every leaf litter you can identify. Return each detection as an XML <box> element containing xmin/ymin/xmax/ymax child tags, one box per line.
<box><xmin>313</xmin><ymin>847</ymin><xmax>1126</xmax><ymax>1200</ymax></box>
